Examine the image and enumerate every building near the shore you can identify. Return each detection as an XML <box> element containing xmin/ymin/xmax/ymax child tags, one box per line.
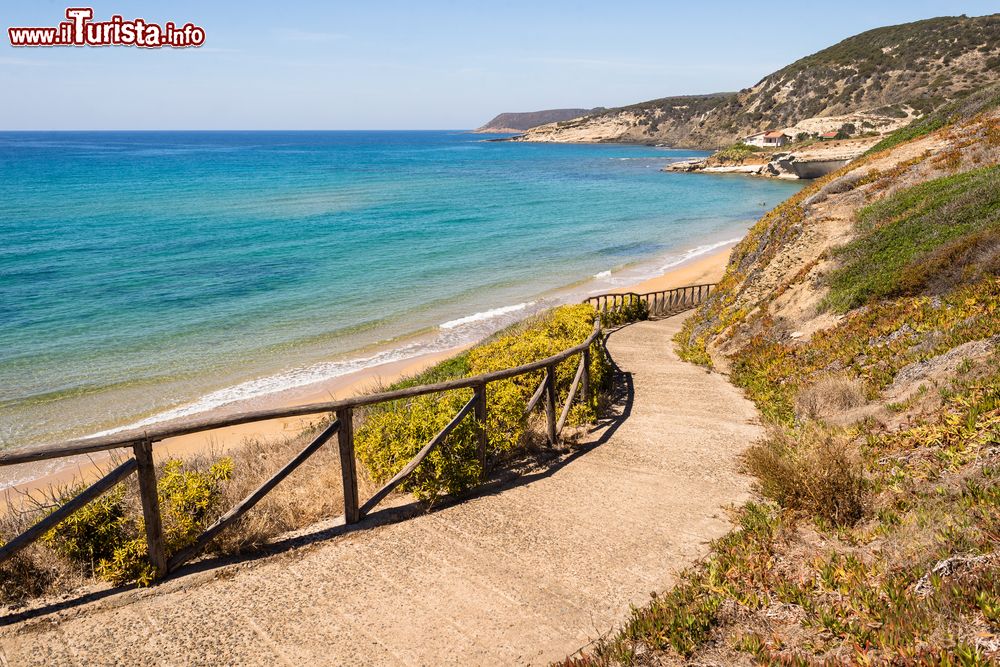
<box><xmin>762</xmin><ymin>131</ymin><xmax>790</xmax><ymax>147</ymax></box>
<box><xmin>744</xmin><ymin>130</ymin><xmax>790</xmax><ymax>148</ymax></box>
<box><xmin>820</xmin><ymin>131</ymin><xmax>840</xmax><ymax>140</ymax></box>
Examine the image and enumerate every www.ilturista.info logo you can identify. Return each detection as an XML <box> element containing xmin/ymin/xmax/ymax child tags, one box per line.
<box><xmin>8</xmin><ymin>8</ymin><xmax>205</xmax><ymax>48</ymax></box>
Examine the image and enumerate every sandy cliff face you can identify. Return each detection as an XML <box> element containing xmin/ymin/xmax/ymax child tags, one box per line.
<box><xmin>512</xmin><ymin>111</ymin><xmax>660</xmax><ymax>144</ymax></box>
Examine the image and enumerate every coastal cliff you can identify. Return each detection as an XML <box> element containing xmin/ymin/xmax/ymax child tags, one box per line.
<box><xmin>513</xmin><ymin>14</ymin><xmax>1000</xmax><ymax>149</ymax></box>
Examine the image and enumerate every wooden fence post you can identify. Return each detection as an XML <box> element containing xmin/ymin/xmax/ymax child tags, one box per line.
<box><xmin>133</xmin><ymin>439</ymin><xmax>167</xmax><ymax>579</ymax></box>
<box><xmin>544</xmin><ymin>364</ymin><xmax>558</xmax><ymax>445</ymax></box>
<box><xmin>474</xmin><ymin>383</ymin><xmax>488</xmax><ymax>482</ymax></box>
<box><xmin>582</xmin><ymin>348</ymin><xmax>591</xmax><ymax>411</ymax></box>
<box><xmin>337</xmin><ymin>407</ymin><xmax>360</xmax><ymax>524</ymax></box>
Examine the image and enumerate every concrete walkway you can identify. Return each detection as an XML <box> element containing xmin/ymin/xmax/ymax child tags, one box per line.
<box><xmin>0</xmin><ymin>314</ymin><xmax>761</xmax><ymax>666</ymax></box>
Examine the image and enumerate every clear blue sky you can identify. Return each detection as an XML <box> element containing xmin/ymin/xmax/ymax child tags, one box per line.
<box><xmin>1</xmin><ymin>1</ymin><xmax>997</xmax><ymax>130</ymax></box>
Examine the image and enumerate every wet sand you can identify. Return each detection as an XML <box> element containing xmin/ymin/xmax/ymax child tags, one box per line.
<box><xmin>610</xmin><ymin>243</ymin><xmax>732</xmax><ymax>295</ymax></box>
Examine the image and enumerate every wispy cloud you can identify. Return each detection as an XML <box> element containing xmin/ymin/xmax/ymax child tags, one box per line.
<box><xmin>273</xmin><ymin>28</ymin><xmax>348</xmax><ymax>42</ymax></box>
<box><xmin>196</xmin><ymin>47</ymin><xmax>243</xmax><ymax>54</ymax></box>
<box><xmin>0</xmin><ymin>57</ymin><xmax>49</xmax><ymax>67</ymax></box>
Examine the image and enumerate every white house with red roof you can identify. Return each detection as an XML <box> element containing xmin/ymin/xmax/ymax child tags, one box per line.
<box><xmin>743</xmin><ymin>130</ymin><xmax>791</xmax><ymax>148</ymax></box>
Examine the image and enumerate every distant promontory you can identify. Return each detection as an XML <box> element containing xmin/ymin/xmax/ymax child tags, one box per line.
<box><xmin>473</xmin><ymin>108</ymin><xmax>601</xmax><ymax>133</ymax></box>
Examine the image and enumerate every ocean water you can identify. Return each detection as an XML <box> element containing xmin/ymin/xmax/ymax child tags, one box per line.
<box><xmin>0</xmin><ymin>131</ymin><xmax>802</xmax><ymax>453</ymax></box>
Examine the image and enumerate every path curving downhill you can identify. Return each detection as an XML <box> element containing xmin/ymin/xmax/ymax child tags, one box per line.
<box><xmin>0</xmin><ymin>313</ymin><xmax>761</xmax><ymax>666</ymax></box>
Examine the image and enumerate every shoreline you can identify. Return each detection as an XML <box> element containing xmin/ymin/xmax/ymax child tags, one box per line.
<box><xmin>1</xmin><ymin>243</ymin><xmax>732</xmax><ymax>502</ymax></box>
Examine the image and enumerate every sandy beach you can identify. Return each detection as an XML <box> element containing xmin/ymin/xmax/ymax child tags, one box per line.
<box><xmin>2</xmin><ymin>244</ymin><xmax>733</xmax><ymax>503</ymax></box>
<box><xmin>610</xmin><ymin>243</ymin><xmax>732</xmax><ymax>295</ymax></box>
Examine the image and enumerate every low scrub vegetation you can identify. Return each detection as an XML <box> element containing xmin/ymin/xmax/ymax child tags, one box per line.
<box><xmin>731</xmin><ymin>277</ymin><xmax>1000</xmax><ymax>425</ymax></box>
<box><xmin>711</xmin><ymin>142</ymin><xmax>765</xmax><ymax>164</ymax></box>
<box><xmin>1</xmin><ymin>457</ymin><xmax>233</xmax><ymax>595</ymax></box>
<box><xmin>568</xmin><ymin>299</ymin><xmax>1000</xmax><ymax>665</ymax></box>
<box><xmin>866</xmin><ymin>83</ymin><xmax>1000</xmax><ymax>156</ymax></box>
<box><xmin>744</xmin><ymin>425</ymin><xmax>866</xmax><ymax>526</ymax></box>
<box><xmin>825</xmin><ymin>165</ymin><xmax>1000</xmax><ymax>312</ymax></box>
<box><xmin>569</xmin><ymin>109</ymin><xmax>1000</xmax><ymax>663</ymax></box>
<box><xmin>793</xmin><ymin>373</ymin><xmax>866</xmax><ymax>421</ymax></box>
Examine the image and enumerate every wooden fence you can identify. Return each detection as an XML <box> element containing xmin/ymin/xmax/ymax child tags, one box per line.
<box><xmin>584</xmin><ymin>283</ymin><xmax>715</xmax><ymax>319</ymax></box>
<box><xmin>0</xmin><ymin>284</ymin><xmax>714</xmax><ymax>580</ymax></box>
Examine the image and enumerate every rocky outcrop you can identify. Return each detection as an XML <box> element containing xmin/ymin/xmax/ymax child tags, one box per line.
<box><xmin>663</xmin><ymin>136</ymin><xmax>880</xmax><ymax>179</ymax></box>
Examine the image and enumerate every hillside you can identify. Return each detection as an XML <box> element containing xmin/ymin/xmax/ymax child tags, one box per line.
<box><xmin>566</xmin><ymin>86</ymin><xmax>1000</xmax><ymax>664</ymax></box>
<box><xmin>473</xmin><ymin>108</ymin><xmax>598</xmax><ymax>133</ymax></box>
<box><xmin>517</xmin><ymin>14</ymin><xmax>1000</xmax><ymax>148</ymax></box>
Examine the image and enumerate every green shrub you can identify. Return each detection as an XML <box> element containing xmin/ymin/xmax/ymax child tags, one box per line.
<box><xmin>354</xmin><ymin>389</ymin><xmax>483</xmax><ymax>502</ymax></box>
<box><xmin>96</xmin><ymin>535</ymin><xmax>156</xmax><ymax>586</ymax></box>
<box><xmin>600</xmin><ymin>297</ymin><xmax>649</xmax><ymax>327</ymax></box>
<box><xmin>468</xmin><ymin>303</ymin><xmax>609</xmax><ymax>438</ymax></box>
<box><xmin>43</xmin><ymin>486</ymin><xmax>130</xmax><ymax>573</ymax></box>
<box><xmin>713</xmin><ymin>142</ymin><xmax>764</xmax><ymax>162</ymax></box>
<box><xmin>744</xmin><ymin>425</ymin><xmax>866</xmax><ymax>526</ymax></box>
<box><xmin>824</xmin><ymin>165</ymin><xmax>1000</xmax><ymax>311</ymax></box>
<box><xmin>157</xmin><ymin>458</ymin><xmax>233</xmax><ymax>553</ymax></box>
<box><xmin>355</xmin><ymin>304</ymin><xmax>609</xmax><ymax>503</ymax></box>
<box><xmin>44</xmin><ymin>458</ymin><xmax>233</xmax><ymax>586</ymax></box>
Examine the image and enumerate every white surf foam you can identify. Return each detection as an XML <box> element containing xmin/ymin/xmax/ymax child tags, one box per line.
<box><xmin>439</xmin><ymin>301</ymin><xmax>534</xmax><ymax>330</ymax></box>
<box><xmin>658</xmin><ymin>237</ymin><xmax>741</xmax><ymax>272</ymax></box>
<box><xmin>85</xmin><ymin>342</ymin><xmax>435</xmax><ymax>440</ymax></box>
<box><xmin>83</xmin><ymin>300</ymin><xmax>544</xmax><ymax>442</ymax></box>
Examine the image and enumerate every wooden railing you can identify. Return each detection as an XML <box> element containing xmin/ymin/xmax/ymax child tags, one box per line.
<box><xmin>0</xmin><ymin>320</ymin><xmax>602</xmax><ymax>579</ymax></box>
<box><xmin>585</xmin><ymin>283</ymin><xmax>715</xmax><ymax>319</ymax></box>
<box><xmin>0</xmin><ymin>283</ymin><xmax>715</xmax><ymax>581</ymax></box>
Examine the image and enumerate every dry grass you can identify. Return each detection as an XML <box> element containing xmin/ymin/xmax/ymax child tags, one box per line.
<box><xmin>0</xmin><ymin>418</ymin><xmax>365</xmax><ymax>603</ymax></box>
<box><xmin>793</xmin><ymin>373</ymin><xmax>867</xmax><ymax>421</ymax></box>
<box><xmin>0</xmin><ymin>509</ymin><xmax>84</xmax><ymax>605</ymax></box>
<box><xmin>190</xmin><ymin>415</ymin><xmax>383</xmax><ymax>554</ymax></box>
<box><xmin>743</xmin><ymin>424</ymin><xmax>866</xmax><ymax>527</ymax></box>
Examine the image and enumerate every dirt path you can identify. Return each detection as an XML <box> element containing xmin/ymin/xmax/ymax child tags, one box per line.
<box><xmin>0</xmin><ymin>313</ymin><xmax>761</xmax><ymax>666</ymax></box>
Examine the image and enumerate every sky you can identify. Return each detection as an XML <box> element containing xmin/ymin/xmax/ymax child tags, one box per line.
<box><xmin>1</xmin><ymin>1</ymin><xmax>998</xmax><ymax>130</ymax></box>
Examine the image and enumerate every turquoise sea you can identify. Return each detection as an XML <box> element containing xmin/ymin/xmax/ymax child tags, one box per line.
<box><xmin>0</xmin><ymin>131</ymin><xmax>802</xmax><ymax>460</ymax></box>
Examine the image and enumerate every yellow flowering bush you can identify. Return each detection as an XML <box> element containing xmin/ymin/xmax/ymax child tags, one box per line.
<box><xmin>44</xmin><ymin>457</ymin><xmax>232</xmax><ymax>586</ymax></box>
<box><xmin>355</xmin><ymin>304</ymin><xmax>609</xmax><ymax>502</ymax></box>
